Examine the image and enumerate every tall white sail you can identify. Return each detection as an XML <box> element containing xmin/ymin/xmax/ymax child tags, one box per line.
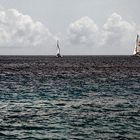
<box><xmin>133</xmin><ymin>44</ymin><xmax>137</xmax><ymax>55</ymax></box>
<box><xmin>57</xmin><ymin>41</ymin><xmax>60</xmax><ymax>54</ymax></box>
<box><xmin>56</xmin><ymin>40</ymin><xmax>61</xmax><ymax>57</ymax></box>
<box><xmin>133</xmin><ymin>34</ymin><xmax>140</xmax><ymax>56</ymax></box>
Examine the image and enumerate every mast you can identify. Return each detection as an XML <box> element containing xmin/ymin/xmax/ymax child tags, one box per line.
<box><xmin>136</xmin><ymin>34</ymin><xmax>139</xmax><ymax>53</ymax></box>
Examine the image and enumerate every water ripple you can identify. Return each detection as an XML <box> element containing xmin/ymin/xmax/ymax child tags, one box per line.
<box><xmin>0</xmin><ymin>56</ymin><xmax>140</xmax><ymax>140</ymax></box>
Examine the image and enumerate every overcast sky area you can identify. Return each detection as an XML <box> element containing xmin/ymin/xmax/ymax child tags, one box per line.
<box><xmin>0</xmin><ymin>0</ymin><xmax>139</xmax><ymax>55</ymax></box>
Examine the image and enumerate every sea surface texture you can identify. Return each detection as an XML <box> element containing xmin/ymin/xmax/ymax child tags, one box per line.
<box><xmin>0</xmin><ymin>56</ymin><xmax>140</xmax><ymax>140</ymax></box>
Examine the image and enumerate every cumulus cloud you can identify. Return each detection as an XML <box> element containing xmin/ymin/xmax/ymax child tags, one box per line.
<box><xmin>67</xmin><ymin>16</ymin><xmax>99</xmax><ymax>46</ymax></box>
<box><xmin>0</xmin><ymin>8</ymin><xmax>55</xmax><ymax>48</ymax></box>
<box><xmin>102</xmin><ymin>13</ymin><xmax>136</xmax><ymax>48</ymax></box>
<box><xmin>67</xmin><ymin>13</ymin><xmax>138</xmax><ymax>54</ymax></box>
<box><xmin>0</xmin><ymin>8</ymin><xmax>138</xmax><ymax>55</ymax></box>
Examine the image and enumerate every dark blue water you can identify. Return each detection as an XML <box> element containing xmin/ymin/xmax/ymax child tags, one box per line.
<box><xmin>0</xmin><ymin>56</ymin><xmax>140</xmax><ymax>140</ymax></box>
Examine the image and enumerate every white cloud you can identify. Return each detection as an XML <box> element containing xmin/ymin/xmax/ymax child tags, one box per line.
<box><xmin>0</xmin><ymin>8</ymin><xmax>55</xmax><ymax>48</ymax></box>
<box><xmin>67</xmin><ymin>16</ymin><xmax>99</xmax><ymax>46</ymax></box>
<box><xmin>102</xmin><ymin>13</ymin><xmax>136</xmax><ymax>48</ymax></box>
<box><xmin>66</xmin><ymin>13</ymin><xmax>138</xmax><ymax>54</ymax></box>
<box><xmin>0</xmin><ymin>8</ymin><xmax>138</xmax><ymax>55</ymax></box>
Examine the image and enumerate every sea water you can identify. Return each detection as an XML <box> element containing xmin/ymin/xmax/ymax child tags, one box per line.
<box><xmin>0</xmin><ymin>56</ymin><xmax>140</xmax><ymax>140</ymax></box>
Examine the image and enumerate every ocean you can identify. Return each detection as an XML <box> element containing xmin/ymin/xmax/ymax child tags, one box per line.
<box><xmin>0</xmin><ymin>56</ymin><xmax>140</xmax><ymax>140</ymax></box>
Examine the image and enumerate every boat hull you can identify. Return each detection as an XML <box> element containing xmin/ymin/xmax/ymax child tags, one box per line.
<box><xmin>56</xmin><ymin>53</ymin><xmax>62</xmax><ymax>57</ymax></box>
<box><xmin>134</xmin><ymin>52</ymin><xmax>140</xmax><ymax>57</ymax></box>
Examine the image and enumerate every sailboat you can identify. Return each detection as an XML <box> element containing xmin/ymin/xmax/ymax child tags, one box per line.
<box><xmin>56</xmin><ymin>40</ymin><xmax>62</xmax><ymax>57</ymax></box>
<box><xmin>133</xmin><ymin>34</ymin><xmax>140</xmax><ymax>56</ymax></box>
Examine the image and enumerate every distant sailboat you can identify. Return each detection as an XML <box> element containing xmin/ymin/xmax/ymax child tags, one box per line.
<box><xmin>56</xmin><ymin>40</ymin><xmax>62</xmax><ymax>57</ymax></box>
<box><xmin>133</xmin><ymin>34</ymin><xmax>140</xmax><ymax>56</ymax></box>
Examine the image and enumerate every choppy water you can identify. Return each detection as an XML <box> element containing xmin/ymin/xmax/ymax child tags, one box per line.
<box><xmin>0</xmin><ymin>56</ymin><xmax>140</xmax><ymax>140</ymax></box>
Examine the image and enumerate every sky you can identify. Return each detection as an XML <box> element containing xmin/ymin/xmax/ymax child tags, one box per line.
<box><xmin>0</xmin><ymin>0</ymin><xmax>139</xmax><ymax>55</ymax></box>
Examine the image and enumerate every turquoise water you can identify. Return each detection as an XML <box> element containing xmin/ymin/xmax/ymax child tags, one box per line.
<box><xmin>0</xmin><ymin>56</ymin><xmax>140</xmax><ymax>140</ymax></box>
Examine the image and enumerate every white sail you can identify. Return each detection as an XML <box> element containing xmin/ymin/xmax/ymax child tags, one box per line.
<box><xmin>133</xmin><ymin>34</ymin><xmax>140</xmax><ymax>55</ymax></box>
<box><xmin>137</xmin><ymin>42</ymin><xmax>140</xmax><ymax>53</ymax></box>
<box><xmin>57</xmin><ymin>49</ymin><xmax>60</xmax><ymax>55</ymax></box>
<box><xmin>133</xmin><ymin>44</ymin><xmax>137</xmax><ymax>55</ymax></box>
<box><xmin>56</xmin><ymin>40</ymin><xmax>62</xmax><ymax>57</ymax></box>
<box><xmin>57</xmin><ymin>40</ymin><xmax>60</xmax><ymax>54</ymax></box>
